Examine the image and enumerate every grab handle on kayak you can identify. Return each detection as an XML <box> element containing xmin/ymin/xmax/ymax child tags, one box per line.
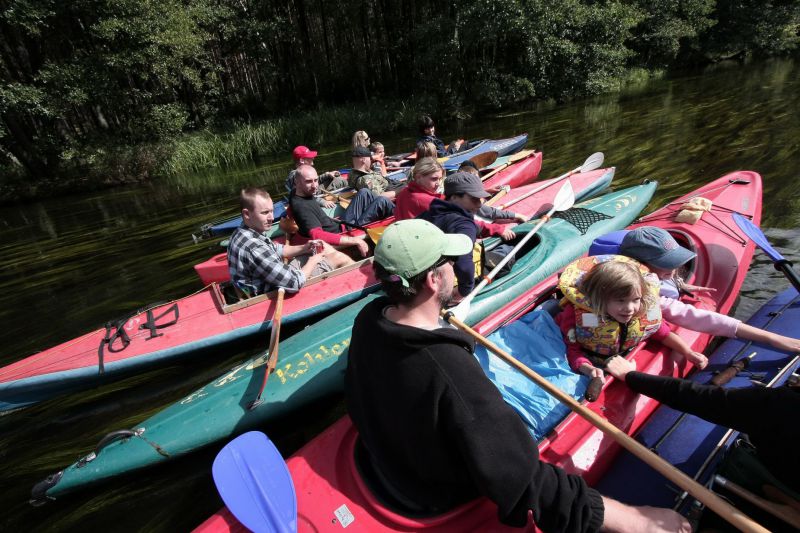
<box><xmin>77</xmin><ymin>429</ymin><xmax>142</xmax><ymax>467</ymax></box>
<box><xmin>76</xmin><ymin>427</ymin><xmax>169</xmax><ymax>468</ymax></box>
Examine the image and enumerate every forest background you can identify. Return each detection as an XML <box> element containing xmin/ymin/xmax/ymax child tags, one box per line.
<box><xmin>1</xmin><ymin>0</ymin><xmax>798</xmax><ymax>201</ymax></box>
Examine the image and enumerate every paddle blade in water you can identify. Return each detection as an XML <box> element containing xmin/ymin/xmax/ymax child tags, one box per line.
<box><xmin>733</xmin><ymin>212</ymin><xmax>784</xmax><ymax>263</ymax></box>
<box><xmin>212</xmin><ymin>432</ymin><xmax>298</xmax><ymax>533</ymax></box>
<box><xmin>734</xmin><ymin>212</ymin><xmax>800</xmax><ymax>294</ymax></box>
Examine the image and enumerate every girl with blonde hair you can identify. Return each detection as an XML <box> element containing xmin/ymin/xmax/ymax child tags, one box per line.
<box><xmin>556</xmin><ymin>256</ymin><xmax>708</xmax><ymax>401</ymax></box>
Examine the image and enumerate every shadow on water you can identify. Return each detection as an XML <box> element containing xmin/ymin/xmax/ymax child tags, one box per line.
<box><xmin>1</xmin><ymin>58</ymin><xmax>800</xmax><ymax>531</ymax></box>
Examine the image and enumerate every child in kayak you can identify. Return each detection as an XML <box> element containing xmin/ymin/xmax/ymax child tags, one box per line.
<box><xmin>618</xmin><ymin>226</ymin><xmax>800</xmax><ymax>353</ymax></box>
<box><xmin>556</xmin><ymin>255</ymin><xmax>709</xmax><ymax>401</ymax></box>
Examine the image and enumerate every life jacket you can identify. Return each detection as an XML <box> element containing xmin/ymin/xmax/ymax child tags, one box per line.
<box><xmin>559</xmin><ymin>254</ymin><xmax>662</xmax><ymax>357</ymax></box>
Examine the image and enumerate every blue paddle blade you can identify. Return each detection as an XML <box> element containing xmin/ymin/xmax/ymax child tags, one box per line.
<box><xmin>212</xmin><ymin>431</ymin><xmax>297</xmax><ymax>533</ymax></box>
<box><xmin>733</xmin><ymin>212</ymin><xmax>785</xmax><ymax>263</ymax></box>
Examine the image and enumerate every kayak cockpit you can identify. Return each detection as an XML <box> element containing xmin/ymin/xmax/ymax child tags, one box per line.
<box><xmin>210</xmin><ymin>257</ymin><xmax>375</xmax><ymax>314</ymax></box>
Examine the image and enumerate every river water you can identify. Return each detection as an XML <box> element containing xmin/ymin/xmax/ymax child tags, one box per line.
<box><xmin>1</xmin><ymin>59</ymin><xmax>799</xmax><ymax>531</ymax></box>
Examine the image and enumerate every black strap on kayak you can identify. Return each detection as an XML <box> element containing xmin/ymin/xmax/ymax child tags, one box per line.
<box><xmin>96</xmin><ymin>301</ymin><xmax>178</xmax><ymax>373</ymax></box>
<box><xmin>553</xmin><ymin>207</ymin><xmax>612</xmax><ymax>235</ymax></box>
<box><xmin>139</xmin><ymin>303</ymin><xmax>179</xmax><ymax>341</ymax></box>
<box><xmin>97</xmin><ymin>317</ymin><xmax>133</xmax><ymax>374</ymax></box>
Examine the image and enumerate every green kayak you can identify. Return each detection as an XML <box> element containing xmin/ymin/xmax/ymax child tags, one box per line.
<box><xmin>33</xmin><ymin>181</ymin><xmax>657</xmax><ymax>502</ymax></box>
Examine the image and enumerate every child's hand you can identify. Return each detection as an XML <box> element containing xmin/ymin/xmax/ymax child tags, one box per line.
<box><xmin>685</xmin><ymin>351</ymin><xmax>708</xmax><ymax>370</ymax></box>
<box><xmin>499</xmin><ymin>228</ymin><xmax>516</xmax><ymax>241</ymax></box>
<box><xmin>683</xmin><ymin>283</ymin><xmax>716</xmax><ymax>294</ymax></box>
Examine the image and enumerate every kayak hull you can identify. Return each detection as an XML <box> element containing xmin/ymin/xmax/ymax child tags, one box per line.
<box><xmin>440</xmin><ymin>133</ymin><xmax>529</xmax><ymax>168</ymax></box>
<box><xmin>478</xmin><ymin>151</ymin><xmax>543</xmax><ymax>190</ymax></box>
<box><xmin>536</xmin><ymin>171</ymin><xmax>762</xmax><ymax>486</ymax></box>
<box><xmin>36</xmin><ymin>182</ymin><xmax>655</xmax><ymax>501</ymax></box>
<box><xmin>0</xmin><ymin>261</ymin><xmax>380</xmax><ymax>413</ymax></box>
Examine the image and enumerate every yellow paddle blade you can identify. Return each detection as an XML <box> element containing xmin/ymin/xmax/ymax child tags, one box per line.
<box><xmin>366</xmin><ymin>225</ymin><xmax>387</xmax><ymax>244</ymax></box>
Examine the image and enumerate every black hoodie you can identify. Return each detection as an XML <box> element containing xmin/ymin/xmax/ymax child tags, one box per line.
<box><xmin>626</xmin><ymin>371</ymin><xmax>800</xmax><ymax>490</ymax></box>
<box><xmin>345</xmin><ymin>297</ymin><xmax>605</xmax><ymax>532</ymax></box>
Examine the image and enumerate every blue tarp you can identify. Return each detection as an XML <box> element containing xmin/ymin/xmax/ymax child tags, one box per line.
<box><xmin>474</xmin><ymin>310</ymin><xmax>588</xmax><ymax>440</ymax></box>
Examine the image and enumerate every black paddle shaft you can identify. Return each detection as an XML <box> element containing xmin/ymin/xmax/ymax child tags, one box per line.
<box><xmin>774</xmin><ymin>259</ymin><xmax>800</xmax><ymax>295</ymax></box>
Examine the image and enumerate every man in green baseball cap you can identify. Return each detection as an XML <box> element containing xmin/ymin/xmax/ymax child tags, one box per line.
<box><xmin>345</xmin><ymin>219</ymin><xmax>688</xmax><ymax>532</ymax></box>
<box><xmin>374</xmin><ymin>219</ymin><xmax>472</xmax><ymax>296</ymax></box>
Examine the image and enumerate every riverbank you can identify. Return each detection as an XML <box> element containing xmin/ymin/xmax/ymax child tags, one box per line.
<box><xmin>0</xmin><ymin>98</ymin><xmax>429</xmax><ymax>205</ymax></box>
<box><xmin>0</xmin><ymin>75</ymin><xmax>647</xmax><ymax>206</ymax></box>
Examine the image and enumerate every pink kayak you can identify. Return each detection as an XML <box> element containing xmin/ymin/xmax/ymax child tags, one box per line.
<box><xmin>194</xmin><ymin>171</ymin><xmax>762</xmax><ymax>532</ymax></box>
<box><xmin>0</xmin><ymin>258</ymin><xmax>379</xmax><ymax>413</ymax></box>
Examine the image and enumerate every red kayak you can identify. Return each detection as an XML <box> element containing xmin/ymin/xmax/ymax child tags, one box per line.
<box><xmin>194</xmin><ymin>171</ymin><xmax>762</xmax><ymax>532</ymax></box>
<box><xmin>194</xmin><ymin>165</ymin><xmax>613</xmax><ymax>286</ymax></box>
<box><xmin>481</xmin><ymin>150</ymin><xmax>543</xmax><ymax>190</ymax></box>
<box><xmin>0</xmin><ymin>259</ymin><xmax>379</xmax><ymax>413</ymax></box>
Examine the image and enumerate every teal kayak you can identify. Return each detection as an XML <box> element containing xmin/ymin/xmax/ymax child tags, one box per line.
<box><xmin>32</xmin><ymin>181</ymin><xmax>657</xmax><ymax>502</ymax></box>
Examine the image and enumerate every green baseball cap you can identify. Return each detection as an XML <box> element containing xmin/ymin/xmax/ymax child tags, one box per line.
<box><xmin>375</xmin><ymin>219</ymin><xmax>473</xmax><ymax>285</ymax></box>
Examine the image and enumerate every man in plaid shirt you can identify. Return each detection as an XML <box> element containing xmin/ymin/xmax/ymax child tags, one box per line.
<box><xmin>228</xmin><ymin>187</ymin><xmax>352</xmax><ymax>296</ymax></box>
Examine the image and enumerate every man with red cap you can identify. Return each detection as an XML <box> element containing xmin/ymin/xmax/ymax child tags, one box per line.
<box><xmin>285</xmin><ymin>145</ymin><xmax>348</xmax><ymax>199</ymax></box>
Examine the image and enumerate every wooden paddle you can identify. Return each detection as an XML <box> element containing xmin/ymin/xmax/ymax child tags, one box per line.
<box><xmin>212</xmin><ymin>431</ymin><xmax>297</xmax><ymax>533</ymax></box>
<box><xmin>440</xmin><ymin>313</ymin><xmax>769</xmax><ymax>533</ymax></box>
<box><xmin>484</xmin><ymin>185</ymin><xmax>511</xmax><ymax>207</ymax></box>
<box><xmin>733</xmin><ymin>212</ymin><xmax>800</xmax><ymax>293</ymax></box>
<box><xmin>499</xmin><ymin>152</ymin><xmax>605</xmax><ymax>210</ymax></box>
<box><xmin>248</xmin><ymin>287</ymin><xmax>286</xmax><ymax>409</ymax></box>
<box><xmin>467</xmin><ymin>150</ymin><xmax>499</xmax><ymax>169</ymax></box>
<box><xmin>480</xmin><ymin>149</ymin><xmax>537</xmax><ymax>182</ymax></box>
<box><xmin>448</xmin><ymin>180</ymin><xmax>575</xmax><ymax>322</ymax></box>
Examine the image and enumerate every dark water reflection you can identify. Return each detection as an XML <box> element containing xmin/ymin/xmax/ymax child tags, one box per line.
<box><xmin>1</xmin><ymin>59</ymin><xmax>799</xmax><ymax>531</ymax></box>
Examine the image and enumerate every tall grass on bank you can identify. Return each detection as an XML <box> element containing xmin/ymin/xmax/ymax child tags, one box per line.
<box><xmin>163</xmin><ymin>100</ymin><xmax>424</xmax><ymax>176</ymax></box>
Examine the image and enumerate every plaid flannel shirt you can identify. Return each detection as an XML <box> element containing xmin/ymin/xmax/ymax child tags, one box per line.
<box><xmin>227</xmin><ymin>225</ymin><xmax>305</xmax><ymax>295</ymax></box>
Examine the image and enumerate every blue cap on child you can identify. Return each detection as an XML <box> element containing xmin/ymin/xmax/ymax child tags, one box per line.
<box><xmin>619</xmin><ymin>226</ymin><xmax>696</xmax><ymax>270</ymax></box>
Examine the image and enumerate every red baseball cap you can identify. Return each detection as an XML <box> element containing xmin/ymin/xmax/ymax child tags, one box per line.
<box><xmin>292</xmin><ymin>145</ymin><xmax>318</xmax><ymax>160</ymax></box>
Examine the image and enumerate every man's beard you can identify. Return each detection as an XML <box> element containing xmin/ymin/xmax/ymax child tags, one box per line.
<box><xmin>437</xmin><ymin>273</ymin><xmax>454</xmax><ymax>308</ymax></box>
